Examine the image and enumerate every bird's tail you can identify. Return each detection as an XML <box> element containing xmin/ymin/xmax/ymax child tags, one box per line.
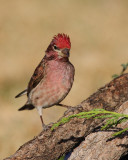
<box><xmin>18</xmin><ymin>103</ymin><xmax>35</xmax><ymax>111</ymax></box>
<box><xmin>15</xmin><ymin>89</ymin><xmax>27</xmax><ymax>98</ymax></box>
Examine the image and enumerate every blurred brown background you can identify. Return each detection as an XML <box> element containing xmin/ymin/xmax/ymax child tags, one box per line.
<box><xmin>0</xmin><ymin>0</ymin><xmax>128</xmax><ymax>159</ymax></box>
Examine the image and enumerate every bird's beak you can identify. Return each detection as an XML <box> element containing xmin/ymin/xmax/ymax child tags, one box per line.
<box><xmin>59</xmin><ymin>48</ymin><xmax>70</xmax><ymax>57</ymax></box>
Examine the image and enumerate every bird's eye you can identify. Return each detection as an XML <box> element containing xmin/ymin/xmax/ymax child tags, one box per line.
<box><xmin>53</xmin><ymin>45</ymin><xmax>59</xmax><ymax>50</ymax></box>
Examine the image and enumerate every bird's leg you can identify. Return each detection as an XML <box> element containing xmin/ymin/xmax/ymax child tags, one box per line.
<box><xmin>58</xmin><ymin>103</ymin><xmax>77</xmax><ymax>115</ymax></box>
<box><xmin>57</xmin><ymin>103</ymin><xmax>72</xmax><ymax>109</ymax></box>
<box><xmin>39</xmin><ymin>115</ymin><xmax>46</xmax><ymax>128</ymax></box>
<box><xmin>37</xmin><ymin>107</ymin><xmax>47</xmax><ymax>130</ymax></box>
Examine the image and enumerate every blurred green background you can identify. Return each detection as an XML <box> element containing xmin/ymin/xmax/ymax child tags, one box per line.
<box><xmin>0</xmin><ymin>0</ymin><xmax>128</xmax><ymax>159</ymax></box>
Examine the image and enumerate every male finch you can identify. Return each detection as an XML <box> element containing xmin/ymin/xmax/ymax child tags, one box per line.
<box><xmin>15</xmin><ymin>33</ymin><xmax>75</xmax><ymax>129</ymax></box>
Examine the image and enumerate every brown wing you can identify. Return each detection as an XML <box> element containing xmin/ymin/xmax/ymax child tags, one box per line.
<box><xmin>27</xmin><ymin>58</ymin><xmax>46</xmax><ymax>96</ymax></box>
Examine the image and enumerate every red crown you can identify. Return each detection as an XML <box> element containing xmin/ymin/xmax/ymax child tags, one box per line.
<box><xmin>52</xmin><ymin>33</ymin><xmax>71</xmax><ymax>49</ymax></box>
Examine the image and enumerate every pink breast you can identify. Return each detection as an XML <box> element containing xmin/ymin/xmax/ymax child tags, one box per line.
<box><xmin>31</xmin><ymin>61</ymin><xmax>74</xmax><ymax>108</ymax></box>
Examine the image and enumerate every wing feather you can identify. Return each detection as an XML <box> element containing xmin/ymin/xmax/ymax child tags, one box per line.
<box><xmin>27</xmin><ymin>58</ymin><xmax>45</xmax><ymax>96</ymax></box>
<box><xmin>15</xmin><ymin>89</ymin><xmax>27</xmax><ymax>98</ymax></box>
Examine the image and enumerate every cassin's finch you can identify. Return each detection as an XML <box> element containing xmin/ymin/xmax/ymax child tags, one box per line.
<box><xmin>15</xmin><ymin>33</ymin><xmax>75</xmax><ymax>129</ymax></box>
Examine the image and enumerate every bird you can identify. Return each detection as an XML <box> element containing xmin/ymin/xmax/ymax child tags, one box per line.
<box><xmin>15</xmin><ymin>33</ymin><xmax>75</xmax><ymax>129</ymax></box>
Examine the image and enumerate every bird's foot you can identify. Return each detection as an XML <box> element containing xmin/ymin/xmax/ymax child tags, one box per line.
<box><xmin>64</xmin><ymin>105</ymin><xmax>83</xmax><ymax>116</ymax></box>
<box><xmin>42</xmin><ymin>124</ymin><xmax>49</xmax><ymax>131</ymax></box>
<box><xmin>42</xmin><ymin>122</ymin><xmax>54</xmax><ymax>131</ymax></box>
<box><xmin>64</xmin><ymin>107</ymin><xmax>76</xmax><ymax>116</ymax></box>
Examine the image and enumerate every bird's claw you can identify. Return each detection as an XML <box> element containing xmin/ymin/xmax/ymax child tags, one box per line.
<box><xmin>42</xmin><ymin>122</ymin><xmax>54</xmax><ymax>131</ymax></box>
<box><xmin>64</xmin><ymin>107</ymin><xmax>76</xmax><ymax>116</ymax></box>
<box><xmin>42</xmin><ymin>125</ymin><xmax>49</xmax><ymax>131</ymax></box>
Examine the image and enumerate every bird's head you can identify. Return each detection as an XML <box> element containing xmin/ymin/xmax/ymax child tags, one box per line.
<box><xmin>45</xmin><ymin>33</ymin><xmax>71</xmax><ymax>60</ymax></box>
